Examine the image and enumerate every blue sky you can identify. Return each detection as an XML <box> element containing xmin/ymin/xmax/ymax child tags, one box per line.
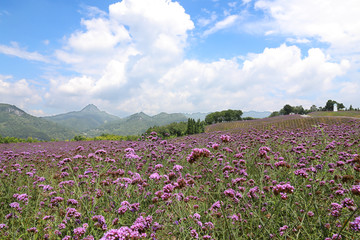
<box><xmin>1</xmin><ymin>0</ymin><xmax>359</xmax><ymax>117</ymax></box>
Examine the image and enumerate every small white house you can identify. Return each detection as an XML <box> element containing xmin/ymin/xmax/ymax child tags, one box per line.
<box><xmin>334</xmin><ymin>103</ymin><xmax>338</xmax><ymax>112</ymax></box>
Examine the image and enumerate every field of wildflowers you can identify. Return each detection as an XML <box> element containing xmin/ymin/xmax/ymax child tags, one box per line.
<box><xmin>1</xmin><ymin>119</ymin><xmax>360</xmax><ymax>239</ymax></box>
<box><xmin>205</xmin><ymin>115</ymin><xmax>358</xmax><ymax>132</ymax></box>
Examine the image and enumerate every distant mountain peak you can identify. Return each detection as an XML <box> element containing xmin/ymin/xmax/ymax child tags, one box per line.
<box><xmin>0</xmin><ymin>103</ymin><xmax>26</xmax><ymax>117</ymax></box>
<box><xmin>81</xmin><ymin>104</ymin><xmax>100</xmax><ymax>112</ymax></box>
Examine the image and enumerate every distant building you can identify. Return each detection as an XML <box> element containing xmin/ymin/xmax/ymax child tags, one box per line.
<box><xmin>334</xmin><ymin>103</ymin><xmax>338</xmax><ymax>112</ymax></box>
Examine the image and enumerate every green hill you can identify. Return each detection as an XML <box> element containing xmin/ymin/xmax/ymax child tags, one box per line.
<box><xmin>308</xmin><ymin>110</ymin><xmax>360</xmax><ymax>118</ymax></box>
<box><xmin>43</xmin><ymin>104</ymin><xmax>120</xmax><ymax>132</ymax></box>
<box><xmin>0</xmin><ymin>103</ymin><xmax>77</xmax><ymax>141</ymax></box>
<box><xmin>0</xmin><ymin>103</ymin><xmax>189</xmax><ymax>139</ymax></box>
<box><xmin>152</xmin><ymin>112</ymin><xmax>188</xmax><ymax>125</ymax></box>
<box><xmin>84</xmin><ymin>112</ymin><xmax>188</xmax><ymax>136</ymax></box>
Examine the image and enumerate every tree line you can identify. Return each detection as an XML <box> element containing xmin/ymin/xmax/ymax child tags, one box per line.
<box><xmin>146</xmin><ymin>109</ymin><xmax>246</xmax><ymax>139</ymax></box>
<box><xmin>145</xmin><ymin>118</ymin><xmax>206</xmax><ymax>139</ymax></box>
<box><xmin>205</xmin><ymin>109</ymin><xmax>243</xmax><ymax>124</ymax></box>
<box><xmin>270</xmin><ymin>99</ymin><xmax>358</xmax><ymax>117</ymax></box>
<box><xmin>0</xmin><ymin>135</ymin><xmax>41</xmax><ymax>144</ymax></box>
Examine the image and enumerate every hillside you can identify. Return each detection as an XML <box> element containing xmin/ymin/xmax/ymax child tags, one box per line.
<box><xmin>84</xmin><ymin>112</ymin><xmax>188</xmax><ymax>136</ymax></box>
<box><xmin>0</xmin><ymin>103</ymin><xmax>77</xmax><ymax>141</ymax></box>
<box><xmin>0</xmin><ymin>103</ymin><xmax>190</xmax><ymax>139</ymax></box>
<box><xmin>205</xmin><ymin>113</ymin><xmax>360</xmax><ymax>132</ymax></box>
<box><xmin>308</xmin><ymin>110</ymin><xmax>360</xmax><ymax>118</ymax></box>
<box><xmin>183</xmin><ymin>111</ymin><xmax>271</xmax><ymax>121</ymax></box>
<box><xmin>152</xmin><ymin>112</ymin><xmax>188</xmax><ymax>125</ymax></box>
<box><xmin>43</xmin><ymin>104</ymin><xmax>120</xmax><ymax>131</ymax></box>
<box><xmin>183</xmin><ymin>112</ymin><xmax>209</xmax><ymax>121</ymax></box>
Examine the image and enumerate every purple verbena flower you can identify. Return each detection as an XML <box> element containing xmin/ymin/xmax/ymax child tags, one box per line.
<box><xmin>350</xmin><ymin>216</ymin><xmax>360</xmax><ymax>231</ymax></box>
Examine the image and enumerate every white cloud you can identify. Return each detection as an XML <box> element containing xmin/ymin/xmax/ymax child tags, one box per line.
<box><xmin>197</xmin><ymin>12</ymin><xmax>217</xmax><ymax>27</ymax></box>
<box><xmin>43</xmin><ymin>0</ymin><xmax>354</xmax><ymax>115</ymax></box>
<box><xmin>56</xmin><ymin>75</ymin><xmax>96</xmax><ymax>95</ymax></box>
<box><xmin>242</xmin><ymin>0</ymin><xmax>252</xmax><ymax>4</ymax></box>
<box><xmin>29</xmin><ymin>109</ymin><xmax>46</xmax><ymax>116</ymax></box>
<box><xmin>242</xmin><ymin>44</ymin><xmax>350</xmax><ymax>93</ymax></box>
<box><xmin>55</xmin><ymin>0</ymin><xmax>194</xmax><ymax>74</ymax></box>
<box><xmin>0</xmin><ymin>75</ymin><xmax>42</xmax><ymax>109</ymax></box>
<box><xmin>0</xmin><ymin>42</ymin><xmax>50</xmax><ymax>62</ymax></box>
<box><xmin>340</xmin><ymin>82</ymin><xmax>359</xmax><ymax>95</ymax></box>
<box><xmin>67</xmin><ymin>18</ymin><xmax>131</xmax><ymax>53</ymax></box>
<box><xmin>111</xmin><ymin>44</ymin><xmax>350</xmax><ymax>114</ymax></box>
<box><xmin>55</xmin><ymin>16</ymin><xmax>133</xmax><ymax>76</ymax></box>
<box><xmin>203</xmin><ymin>15</ymin><xmax>240</xmax><ymax>36</ymax></box>
<box><xmin>286</xmin><ymin>38</ymin><xmax>310</xmax><ymax>44</ymax></box>
<box><xmin>228</xmin><ymin>2</ymin><xmax>238</xmax><ymax>8</ymax></box>
<box><xmin>338</xmin><ymin>75</ymin><xmax>360</xmax><ymax>106</ymax></box>
<box><xmin>80</xmin><ymin>5</ymin><xmax>107</xmax><ymax>18</ymax></box>
<box><xmin>48</xmin><ymin>0</ymin><xmax>194</xmax><ymax>111</ymax></box>
<box><xmin>255</xmin><ymin>0</ymin><xmax>360</xmax><ymax>53</ymax></box>
<box><xmin>109</xmin><ymin>0</ymin><xmax>194</xmax><ymax>56</ymax></box>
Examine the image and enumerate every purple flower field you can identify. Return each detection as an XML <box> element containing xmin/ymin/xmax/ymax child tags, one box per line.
<box><xmin>1</xmin><ymin>121</ymin><xmax>360</xmax><ymax>239</ymax></box>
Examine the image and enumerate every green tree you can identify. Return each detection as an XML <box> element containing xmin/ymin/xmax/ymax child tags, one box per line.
<box><xmin>269</xmin><ymin>111</ymin><xmax>280</xmax><ymax>118</ymax></box>
<box><xmin>293</xmin><ymin>105</ymin><xmax>305</xmax><ymax>115</ymax></box>
<box><xmin>280</xmin><ymin>104</ymin><xmax>294</xmax><ymax>115</ymax></box>
<box><xmin>324</xmin><ymin>100</ymin><xmax>336</xmax><ymax>111</ymax></box>
<box><xmin>73</xmin><ymin>135</ymin><xmax>87</xmax><ymax>141</ymax></box>
<box><xmin>310</xmin><ymin>105</ymin><xmax>318</xmax><ymax>112</ymax></box>
<box><xmin>205</xmin><ymin>109</ymin><xmax>243</xmax><ymax>124</ymax></box>
<box><xmin>186</xmin><ymin>118</ymin><xmax>194</xmax><ymax>135</ymax></box>
<box><xmin>337</xmin><ymin>103</ymin><xmax>345</xmax><ymax>110</ymax></box>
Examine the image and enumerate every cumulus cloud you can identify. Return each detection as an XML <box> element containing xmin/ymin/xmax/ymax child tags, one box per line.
<box><xmin>242</xmin><ymin>44</ymin><xmax>350</xmax><ymax>93</ymax></box>
<box><xmin>338</xmin><ymin>72</ymin><xmax>360</xmax><ymax>106</ymax></box>
<box><xmin>111</xmin><ymin>44</ymin><xmax>350</xmax><ymax>114</ymax></box>
<box><xmin>255</xmin><ymin>0</ymin><xmax>360</xmax><ymax>53</ymax></box>
<box><xmin>48</xmin><ymin>0</ymin><xmax>194</xmax><ymax>112</ymax></box>
<box><xmin>0</xmin><ymin>75</ymin><xmax>42</xmax><ymax>109</ymax></box>
<box><xmin>55</xmin><ymin>16</ymin><xmax>133</xmax><ymax>76</ymax></box>
<box><xmin>45</xmin><ymin>0</ymin><xmax>352</xmax><ymax>115</ymax></box>
<box><xmin>0</xmin><ymin>42</ymin><xmax>50</xmax><ymax>62</ymax></box>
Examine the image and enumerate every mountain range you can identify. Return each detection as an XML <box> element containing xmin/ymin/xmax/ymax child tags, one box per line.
<box><xmin>0</xmin><ymin>103</ymin><xmax>77</xmax><ymax>141</ymax></box>
<box><xmin>42</xmin><ymin>104</ymin><xmax>120</xmax><ymax>132</ymax></box>
<box><xmin>84</xmin><ymin>111</ymin><xmax>188</xmax><ymax>137</ymax></box>
<box><xmin>0</xmin><ymin>103</ymin><xmax>271</xmax><ymax>140</ymax></box>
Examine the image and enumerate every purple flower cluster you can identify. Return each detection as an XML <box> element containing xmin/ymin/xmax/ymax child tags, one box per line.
<box><xmin>220</xmin><ymin>135</ymin><xmax>231</xmax><ymax>142</ymax></box>
<box><xmin>187</xmin><ymin>148</ymin><xmax>211</xmax><ymax>163</ymax></box>
<box><xmin>350</xmin><ymin>216</ymin><xmax>360</xmax><ymax>232</ymax></box>
<box><xmin>101</xmin><ymin>215</ymin><xmax>154</xmax><ymax>240</ymax></box>
<box><xmin>273</xmin><ymin>183</ymin><xmax>295</xmax><ymax>195</ymax></box>
<box><xmin>117</xmin><ymin>201</ymin><xmax>140</xmax><ymax>214</ymax></box>
<box><xmin>92</xmin><ymin>215</ymin><xmax>107</xmax><ymax>230</ymax></box>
